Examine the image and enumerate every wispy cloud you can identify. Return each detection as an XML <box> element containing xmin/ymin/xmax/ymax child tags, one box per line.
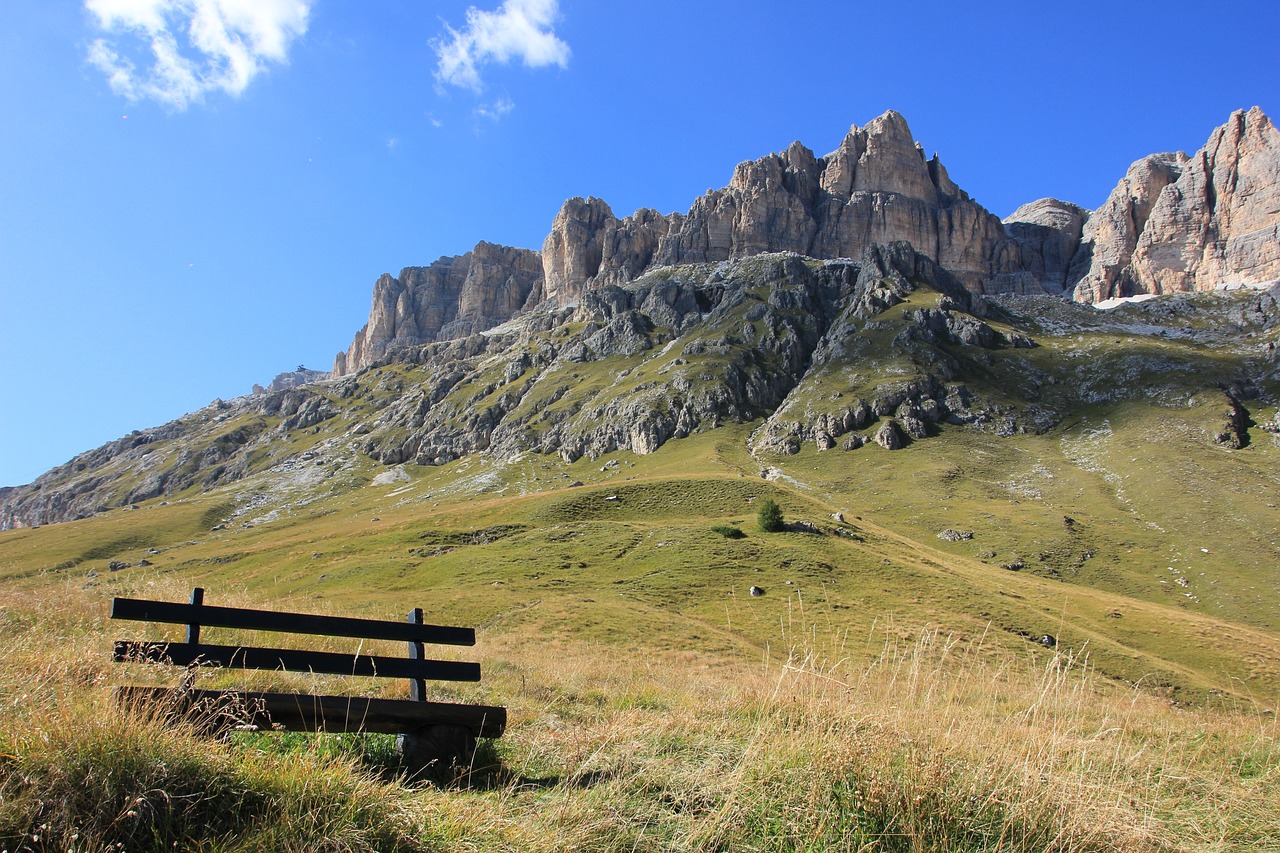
<box><xmin>474</xmin><ymin>96</ymin><xmax>514</xmax><ymax>122</ymax></box>
<box><xmin>84</xmin><ymin>0</ymin><xmax>311</xmax><ymax>110</ymax></box>
<box><xmin>432</xmin><ymin>0</ymin><xmax>569</xmax><ymax>93</ymax></box>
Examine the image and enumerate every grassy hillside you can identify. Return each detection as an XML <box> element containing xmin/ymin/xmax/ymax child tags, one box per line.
<box><xmin>3</xmin><ymin>411</ymin><xmax>1278</xmax><ymax>699</ymax></box>
<box><xmin>3</xmin><ymin>284</ymin><xmax>1280</xmax><ymax>849</ymax></box>
<box><xmin>1</xmin><ymin>575</ymin><xmax>1276</xmax><ymax>851</ymax></box>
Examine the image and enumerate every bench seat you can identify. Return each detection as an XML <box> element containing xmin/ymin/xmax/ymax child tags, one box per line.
<box><xmin>117</xmin><ymin>685</ymin><xmax>506</xmax><ymax>738</ymax></box>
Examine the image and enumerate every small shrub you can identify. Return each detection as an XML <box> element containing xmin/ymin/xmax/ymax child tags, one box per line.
<box><xmin>757</xmin><ymin>498</ymin><xmax>785</xmax><ymax>533</ymax></box>
<box><xmin>710</xmin><ymin>524</ymin><xmax>746</xmax><ymax>539</ymax></box>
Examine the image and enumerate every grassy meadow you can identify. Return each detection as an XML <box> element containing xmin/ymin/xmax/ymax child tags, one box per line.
<box><xmin>1</xmin><ymin>417</ymin><xmax>1279</xmax><ymax>850</ymax></box>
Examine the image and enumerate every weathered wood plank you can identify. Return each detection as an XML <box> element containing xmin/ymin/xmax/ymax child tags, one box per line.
<box><xmin>186</xmin><ymin>587</ymin><xmax>203</xmax><ymax>644</ymax></box>
<box><xmin>114</xmin><ymin>641</ymin><xmax>481</xmax><ymax>682</ymax></box>
<box><xmin>407</xmin><ymin>607</ymin><xmax>427</xmax><ymax>702</ymax></box>
<box><xmin>116</xmin><ymin>686</ymin><xmax>507</xmax><ymax>738</ymax></box>
<box><xmin>110</xmin><ymin>597</ymin><xmax>475</xmax><ymax>646</ymax></box>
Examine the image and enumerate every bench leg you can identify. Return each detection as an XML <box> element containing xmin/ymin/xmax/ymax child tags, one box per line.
<box><xmin>397</xmin><ymin>725</ymin><xmax>475</xmax><ymax>780</ymax></box>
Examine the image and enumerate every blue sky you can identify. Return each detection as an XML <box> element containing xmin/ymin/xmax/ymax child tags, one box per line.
<box><xmin>1</xmin><ymin>0</ymin><xmax>1277</xmax><ymax>487</ymax></box>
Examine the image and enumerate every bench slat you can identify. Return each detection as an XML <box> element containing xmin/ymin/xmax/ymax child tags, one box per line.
<box><xmin>111</xmin><ymin>597</ymin><xmax>475</xmax><ymax>646</ymax></box>
<box><xmin>116</xmin><ymin>686</ymin><xmax>506</xmax><ymax>738</ymax></box>
<box><xmin>114</xmin><ymin>641</ymin><xmax>481</xmax><ymax>682</ymax></box>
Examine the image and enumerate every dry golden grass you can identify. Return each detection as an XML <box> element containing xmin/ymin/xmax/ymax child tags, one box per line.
<box><xmin>468</xmin><ymin>617</ymin><xmax>1278</xmax><ymax>852</ymax></box>
<box><xmin>1</xmin><ymin>580</ymin><xmax>1276</xmax><ymax>851</ymax></box>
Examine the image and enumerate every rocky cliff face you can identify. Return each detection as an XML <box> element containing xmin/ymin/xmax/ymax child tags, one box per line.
<box><xmin>538</xmin><ymin>111</ymin><xmax>1038</xmax><ymax>302</ymax></box>
<box><xmin>333</xmin><ymin>241</ymin><xmax>542</xmax><ymax>376</ymax></box>
<box><xmin>1069</xmin><ymin>107</ymin><xmax>1280</xmax><ymax>302</ymax></box>
<box><xmin>334</xmin><ymin>111</ymin><xmax>1084</xmax><ymax>376</ymax></box>
<box><xmin>1003</xmin><ymin>199</ymin><xmax>1090</xmax><ymax>293</ymax></box>
<box><xmin>7</xmin><ymin>109</ymin><xmax>1280</xmax><ymax>530</ymax></box>
<box><xmin>334</xmin><ymin>108</ymin><xmax>1280</xmax><ymax>378</ymax></box>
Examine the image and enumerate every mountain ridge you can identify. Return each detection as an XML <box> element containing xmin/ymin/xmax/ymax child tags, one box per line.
<box><xmin>334</xmin><ymin>108</ymin><xmax>1280</xmax><ymax>376</ymax></box>
<box><xmin>3</xmin><ymin>109</ymin><xmax>1279</xmax><ymax>529</ymax></box>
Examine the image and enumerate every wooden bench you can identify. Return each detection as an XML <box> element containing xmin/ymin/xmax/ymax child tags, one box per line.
<box><xmin>110</xmin><ymin>587</ymin><xmax>505</xmax><ymax>773</ymax></box>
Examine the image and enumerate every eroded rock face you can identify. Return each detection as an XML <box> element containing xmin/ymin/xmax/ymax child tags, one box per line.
<box><xmin>334</xmin><ymin>242</ymin><xmax>542</xmax><ymax>375</ymax></box>
<box><xmin>1069</xmin><ymin>107</ymin><xmax>1280</xmax><ymax>301</ymax></box>
<box><xmin>328</xmin><ymin>108</ymin><xmax>1279</xmax><ymax>379</ymax></box>
<box><xmin>1004</xmin><ymin>199</ymin><xmax>1089</xmax><ymax>293</ymax></box>
<box><xmin>1067</xmin><ymin>153</ymin><xmax>1189</xmax><ymax>303</ymax></box>
<box><xmin>338</xmin><ymin>110</ymin><xmax>1086</xmax><ymax>376</ymax></box>
<box><xmin>542</xmin><ymin>198</ymin><xmax>616</xmax><ymax>304</ymax></box>
<box><xmin>544</xmin><ymin>111</ymin><xmax>1032</xmax><ymax>296</ymax></box>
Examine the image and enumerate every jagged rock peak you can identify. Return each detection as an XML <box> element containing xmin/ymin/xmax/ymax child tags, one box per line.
<box><xmin>1068</xmin><ymin>106</ymin><xmax>1280</xmax><ymax>302</ymax></box>
<box><xmin>333</xmin><ymin>241</ymin><xmax>542</xmax><ymax>375</ymax></box>
<box><xmin>334</xmin><ymin>108</ymin><xmax>1280</xmax><ymax>378</ymax></box>
<box><xmin>338</xmin><ymin>110</ymin><xmax>1059</xmax><ymax>376</ymax></box>
<box><xmin>538</xmin><ymin>109</ymin><xmax>1024</xmax><ymax>301</ymax></box>
<box><xmin>819</xmin><ymin>109</ymin><xmax>965</xmax><ymax>203</ymax></box>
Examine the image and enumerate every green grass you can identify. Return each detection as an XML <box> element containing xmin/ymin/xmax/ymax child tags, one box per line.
<box><xmin>2</xmin><ymin>279</ymin><xmax>1280</xmax><ymax>848</ymax></box>
<box><xmin>1</xmin><ymin>581</ymin><xmax>1275</xmax><ymax>852</ymax></box>
<box><xmin>3</xmin><ymin>417</ymin><xmax>1279</xmax><ymax>702</ymax></box>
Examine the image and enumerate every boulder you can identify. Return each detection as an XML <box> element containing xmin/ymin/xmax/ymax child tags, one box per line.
<box><xmin>874</xmin><ymin>419</ymin><xmax>907</xmax><ymax>450</ymax></box>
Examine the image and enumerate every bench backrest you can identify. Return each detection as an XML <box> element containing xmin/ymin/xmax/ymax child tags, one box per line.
<box><xmin>111</xmin><ymin>588</ymin><xmax>481</xmax><ymax>693</ymax></box>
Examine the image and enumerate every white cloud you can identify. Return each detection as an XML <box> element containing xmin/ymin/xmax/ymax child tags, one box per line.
<box><xmin>84</xmin><ymin>0</ymin><xmax>311</xmax><ymax>110</ymax></box>
<box><xmin>433</xmin><ymin>0</ymin><xmax>569</xmax><ymax>93</ymax></box>
<box><xmin>474</xmin><ymin>96</ymin><xmax>514</xmax><ymax>122</ymax></box>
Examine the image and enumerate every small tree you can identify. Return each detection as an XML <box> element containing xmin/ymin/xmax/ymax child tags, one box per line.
<box><xmin>757</xmin><ymin>498</ymin><xmax>785</xmax><ymax>533</ymax></box>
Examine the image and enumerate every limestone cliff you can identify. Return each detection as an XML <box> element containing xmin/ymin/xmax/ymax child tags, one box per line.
<box><xmin>335</xmin><ymin>111</ymin><xmax>1074</xmax><ymax>375</ymax></box>
<box><xmin>333</xmin><ymin>242</ymin><xmax>542</xmax><ymax>376</ymax></box>
<box><xmin>540</xmin><ymin>111</ymin><xmax>1036</xmax><ymax>299</ymax></box>
<box><xmin>330</xmin><ymin>106</ymin><xmax>1280</xmax><ymax>371</ymax></box>
<box><xmin>331</xmin><ymin>108</ymin><xmax>1280</xmax><ymax>377</ymax></box>
<box><xmin>1069</xmin><ymin>107</ymin><xmax>1280</xmax><ymax>301</ymax></box>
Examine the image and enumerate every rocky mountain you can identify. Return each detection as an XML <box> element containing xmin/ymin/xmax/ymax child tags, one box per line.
<box><xmin>3</xmin><ymin>108</ymin><xmax>1279</xmax><ymax>530</ymax></box>
<box><xmin>5</xmin><ymin>238</ymin><xmax>1279</xmax><ymax>530</ymax></box>
<box><xmin>1068</xmin><ymin>107</ymin><xmax>1280</xmax><ymax>302</ymax></box>
<box><xmin>334</xmin><ymin>108</ymin><xmax>1280</xmax><ymax>376</ymax></box>
<box><xmin>333</xmin><ymin>243</ymin><xmax>543</xmax><ymax>377</ymax></box>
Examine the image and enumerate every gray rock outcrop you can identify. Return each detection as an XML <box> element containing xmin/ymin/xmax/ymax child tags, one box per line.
<box><xmin>254</xmin><ymin>367</ymin><xmax>330</xmax><ymax>395</ymax></box>
<box><xmin>1004</xmin><ymin>199</ymin><xmax>1089</xmax><ymax>293</ymax></box>
<box><xmin>874</xmin><ymin>419</ymin><xmax>907</xmax><ymax>450</ymax></box>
